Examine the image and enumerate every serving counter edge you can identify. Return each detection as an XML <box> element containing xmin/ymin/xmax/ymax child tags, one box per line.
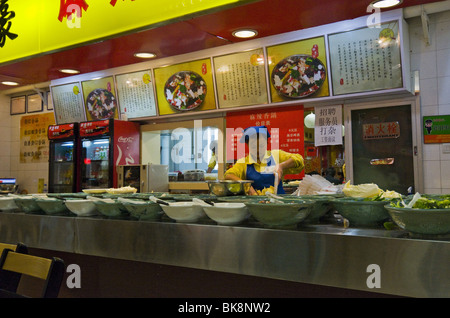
<box><xmin>0</xmin><ymin>212</ymin><xmax>448</xmax><ymax>298</ymax></box>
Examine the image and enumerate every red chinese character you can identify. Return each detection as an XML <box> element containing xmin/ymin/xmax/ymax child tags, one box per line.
<box><xmin>387</xmin><ymin>122</ymin><xmax>397</xmax><ymax>134</ymax></box>
<box><xmin>58</xmin><ymin>0</ymin><xmax>89</xmax><ymax>22</ymax></box>
<box><xmin>110</xmin><ymin>0</ymin><xmax>135</xmax><ymax>7</ymax></box>
<box><xmin>365</xmin><ymin>125</ymin><xmax>374</xmax><ymax>136</ymax></box>
<box><xmin>376</xmin><ymin>123</ymin><xmax>385</xmax><ymax>135</ymax></box>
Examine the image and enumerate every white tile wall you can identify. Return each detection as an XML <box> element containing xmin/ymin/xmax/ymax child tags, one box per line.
<box><xmin>419</xmin><ymin>77</ymin><xmax>439</xmax><ymax>106</ymax></box>
<box><xmin>437</xmin><ymin>76</ymin><xmax>450</xmax><ymax>105</ymax></box>
<box><xmin>0</xmin><ymin>94</ymin><xmax>11</xmax><ymax>179</ymax></box>
<box><xmin>436</xmin><ymin>49</ymin><xmax>450</xmax><ymax>77</ymax></box>
<box><xmin>409</xmin><ymin>9</ymin><xmax>450</xmax><ymax>194</ymax></box>
<box><xmin>0</xmin><ymin>101</ymin><xmax>52</xmax><ymax>194</ymax></box>
<box><xmin>441</xmin><ymin>160</ymin><xmax>450</xmax><ymax>188</ymax></box>
<box><xmin>411</xmin><ymin>51</ymin><xmax>437</xmax><ymax>79</ymax></box>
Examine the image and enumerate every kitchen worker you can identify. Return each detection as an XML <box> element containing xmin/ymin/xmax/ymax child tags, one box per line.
<box><xmin>224</xmin><ymin>126</ymin><xmax>304</xmax><ymax>195</ymax></box>
<box><xmin>206</xmin><ymin>140</ymin><xmax>217</xmax><ymax>173</ymax></box>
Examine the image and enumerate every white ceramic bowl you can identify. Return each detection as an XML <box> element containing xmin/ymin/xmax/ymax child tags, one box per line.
<box><xmin>160</xmin><ymin>201</ymin><xmax>206</xmax><ymax>223</ymax></box>
<box><xmin>35</xmin><ymin>197</ymin><xmax>72</xmax><ymax>216</ymax></box>
<box><xmin>202</xmin><ymin>202</ymin><xmax>249</xmax><ymax>225</ymax></box>
<box><xmin>64</xmin><ymin>199</ymin><xmax>98</xmax><ymax>217</ymax></box>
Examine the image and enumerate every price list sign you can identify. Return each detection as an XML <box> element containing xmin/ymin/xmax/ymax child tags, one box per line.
<box><xmin>328</xmin><ymin>21</ymin><xmax>402</xmax><ymax>95</ymax></box>
<box><xmin>115</xmin><ymin>70</ymin><xmax>157</xmax><ymax>119</ymax></box>
<box><xmin>51</xmin><ymin>83</ymin><xmax>86</xmax><ymax>124</ymax></box>
<box><xmin>314</xmin><ymin>105</ymin><xmax>342</xmax><ymax>146</ymax></box>
<box><xmin>213</xmin><ymin>48</ymin><xmax>268</xmax><ymax>108</ymax></box>
<box><xmin>20</xmin><ymin>113</ymin><xmax>55</xmax><ymax>163</ymax></box>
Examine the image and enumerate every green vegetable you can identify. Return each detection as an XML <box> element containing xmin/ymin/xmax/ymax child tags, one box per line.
<box><xmin>290</xmin><ymin>69</ymin><xmax>300</xmax><ymax>79</ymax></box>
<box><xmin>390</xmin><ymin>197</ymin><xmax>450</xmax><ymax>209</ymax></box>
<box><xmin>363</xmin><ymin>193</ymin><xmax>399</xmax><ymax>202</ymax></box>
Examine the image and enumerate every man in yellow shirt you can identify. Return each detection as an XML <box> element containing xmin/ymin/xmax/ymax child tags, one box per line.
<box><xmin>206</xmin><ymin>140</ymin><xmax>217</xmax><ymax>173</ymax></box>
<box><xmin>225</xmin><ymin>126</ymin><xmax>304</xmax><ymax>195</ymax></box>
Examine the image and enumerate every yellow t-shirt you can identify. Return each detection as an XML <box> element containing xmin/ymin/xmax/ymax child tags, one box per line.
<box><xmin>208</xmin><ymin>153</ymin><xmax>217</xmax><ymax>169</ymax></box>
<box><xmin>224</xmin><ymin>149</ymin><xmax>304</xmax><ymax>180</ymax></box>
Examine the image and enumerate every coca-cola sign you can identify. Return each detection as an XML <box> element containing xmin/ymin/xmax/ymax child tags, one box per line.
<box><xmin>118</xmin><ymin>136</ymin><xmax>133</xmax><ymax>143</ymax></box>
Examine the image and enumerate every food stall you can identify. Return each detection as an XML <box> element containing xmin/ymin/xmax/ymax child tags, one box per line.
<box><xmin>0</xmin><ymin>1</ymin><xmax>449</xmax><ymax>299</ymax></box>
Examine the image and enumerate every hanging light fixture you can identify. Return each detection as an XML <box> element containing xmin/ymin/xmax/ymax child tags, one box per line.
<box><xmin>304</xmin><ymin>112</ymin><xmax>316</xmax><ymax>129</ymax></box>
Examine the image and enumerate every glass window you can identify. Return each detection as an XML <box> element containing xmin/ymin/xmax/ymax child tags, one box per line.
<box><xmin>141</xmin><ymin>118</ymin><xmax>224</xmax><ymax>179</ymax></box>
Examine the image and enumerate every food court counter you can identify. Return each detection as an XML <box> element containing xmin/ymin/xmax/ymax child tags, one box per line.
<box><xmin>0</xmin><ymin>212</ymin><xmax>448</xmax><ymax>298</ymax></box>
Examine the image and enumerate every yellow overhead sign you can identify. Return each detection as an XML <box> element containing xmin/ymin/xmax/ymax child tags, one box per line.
<box><xmin>0</xmin><ymin>0</ymin><xmax>248</xmax><ymax>65</ymax></box>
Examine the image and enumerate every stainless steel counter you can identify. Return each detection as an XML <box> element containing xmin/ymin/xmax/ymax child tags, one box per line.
<box><xmin>0</xmin><ymin>212</ymin><xmax>448</xmax><ymax>297</ymax></box>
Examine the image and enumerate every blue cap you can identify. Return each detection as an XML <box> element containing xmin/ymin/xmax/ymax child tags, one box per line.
<box><xmin>239</xmin><ymin>125</ymin><xmax>271</xmax><ymax>143</ymax></box>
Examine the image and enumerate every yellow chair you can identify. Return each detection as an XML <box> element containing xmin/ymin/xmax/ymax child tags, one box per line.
<box><xmin>0</xmin><ymin>242</ymin><xmax>27</xmax><ymax>254</ymax></box>
<box><xmin>0</xmin><ymin>243</ymin><xmax>28</xmax><ymax>293</ymax></box>
<box><xmin>0</xmin><ymin>249</ymin><xmax>65</xmax><ymax>298</ymax></box>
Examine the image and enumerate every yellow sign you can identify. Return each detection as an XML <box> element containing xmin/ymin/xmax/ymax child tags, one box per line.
<box><xmin>0</xmin><ymin>0</ymin><xmax>249</xmax><ymax>65</ymax></box>
<box><xmin>20</xmin><ymin>113</ymin><xmax>55</xmax><ymax>163</ymax></box>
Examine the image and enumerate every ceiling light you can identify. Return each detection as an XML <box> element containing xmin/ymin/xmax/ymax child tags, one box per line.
<box><xmin>370</xmin><ymin>0</ymin><xmax>402</xmax><ymax>8</ymax></box>
<box><xmin>134</xmin><ymin>52</ymin><xmax>156</xmax><ymax>59</ymax></box>
<box><xmin>2</xmin><ymin>81</ymin><xmax>19</xmax><ymax>86</ymax></box>
<box><xmin>232</xmin><ymin>29</ymin><xmax>258</xmax><ymax>39</ymax></box>
<box><xmin>59</xmin><ymin>68</ymin><xmax>80</xmax><ymax>74</ymax></box>
<box><xmin>1</xmin><ymin>81</ymin><xmax>19</xmax><ymax>86</ymax></box>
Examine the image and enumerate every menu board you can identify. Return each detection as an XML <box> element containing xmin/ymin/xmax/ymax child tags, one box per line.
<box><xmin>154</xmin><ymin>58</ymin><xmax>216</xmax><ymax>115</ymax></box>
<box><xmin>213</xmin><ymin>48</ymin><xmax>268</xmax><ymax>108</ymax></box>
<box><xmin>225</xmin><ymin>106</ymin><xmax>304</xmax><ymax>179</ymax></box>
<box><xmin>115</xmin><ymin>70</ymin><xmax>157</xmax><ymax>119</ymax></box>
<box><xmin>267</xmin><ymin>36</ymin><xmax>329</xmax><ymax>103</ymax></box>
<box><xmin>20</xmin><ymin>113</ymin><xmax>55</xmax><ymax>163</ymax></box>
<box><xmin>81</xmin><ymin>76</ymin><xmax>119</xmax><ymax>121</ymax></box>
<box><xmin>328</xmin><ymin>21</ymin><xmax>402</xmax><ymax>95</ymax></box>
<box><xmin>314</xmin><ymin>105</ymin><xmax>343</xmax><ymax>146</ymax></box>
<box><xmin>51</xmin><ymin>83</ymin><xmax>86</xmax><ymax>124</ymax></box>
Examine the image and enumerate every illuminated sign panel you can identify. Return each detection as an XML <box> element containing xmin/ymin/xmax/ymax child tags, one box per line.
<box><xmin>0</xmin><ymin>0</ymin><xmax>245</xmax><ymax>65</ymax></box>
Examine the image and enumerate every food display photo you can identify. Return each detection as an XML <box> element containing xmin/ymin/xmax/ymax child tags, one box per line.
<box><xmin>154</xmin><ymin>58</ymin><xmax>216</xmax><ymax>115</ymax></box>
<box><xmin>267</xmin><ymin>36</ymin><xmax>329</xmax><ymax>102</ymax></box>
<box><xmin>81</xmin><ymin>76</ymin><xmax>119</xmax><ymax>121</ymax></box>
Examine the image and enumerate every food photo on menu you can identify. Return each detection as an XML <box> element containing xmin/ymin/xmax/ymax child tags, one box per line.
<box><xmin>86</xmin><ymin>88</ymin><xmax>118</xmax><ymax>120</ymax></box>
<box><xmin>81</xmin><ymin>76</ymin><xmax>119</xmax><ymax>121</ymax></box>
<box><xmin>164</xmin><ymin>71</ymin><xmax>207</xmax><ymax>112</ymax></box>
<box><xmin>267</xmin><ymin>36</ymin><xmax>330</xmax><ymax>102</ymax></box>
<box><xmin>271</xmin><ymin>53</ymin><xmax>326</xmax><ymax>99</ymax></box>
<box><xmin>154</xmin><ymin>58</ymin><xmax>216</xmax><ymax>115</ymax></box>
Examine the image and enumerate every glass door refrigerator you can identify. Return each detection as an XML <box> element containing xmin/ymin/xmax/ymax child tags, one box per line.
<box><xmin>48</xmin><ymin>123</ymin><xmax>80</xmax><ymax>193</ymax></box>
<box><xmin>79</xmin><ymin>119</ymin><xmax>140</xmax><ymax>190</ymax></box>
